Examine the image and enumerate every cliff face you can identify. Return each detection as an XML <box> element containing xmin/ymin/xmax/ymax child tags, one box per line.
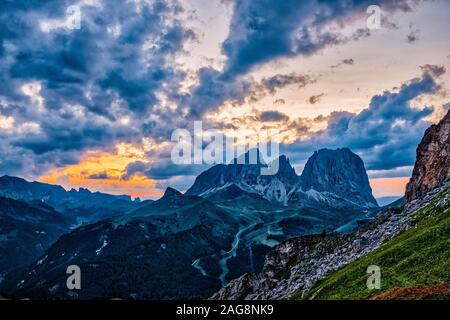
<box><xmin>405</xmin><ymin>111</ymin><xmax>450</xmax><ymax>202</ymax></box>
<box><xmin>298</xmin><ymin>148</ymin><xmax>378</xmax><ymax>208</ymax></box>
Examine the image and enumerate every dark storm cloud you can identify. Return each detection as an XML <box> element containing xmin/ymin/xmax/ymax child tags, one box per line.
<box><xmin>221</xmin><ymin>0</ymin><xmax>415</xmax><ymax>78</ymax></box>
<box><xmin>185</xmin><ymin>68</ymin><xmax>251</xmax><ymax>118</ymax></box>
<box><xmin>186</xmin><ymin>0</ymin><xmax>415</xmax><ymax>118</ymax></box>
<box><xmin>223</xmin><ymin>0</ymin><xmax>354</xmax><ymax>77</ymax></box>
<box><xmin>0</xmin><ymin>0</ymin><xmax>195</xmax><ymax>177</ymax></box>
<box><xmin>286</xmin><ymin>65</ymin><xmax>446</xmax><ymax>171</ymax></box>
<box><xmin>2</xmin><ymin>1</ymin><xmax>191</xmax><ymax>113</ymax></box>
<box><xmin>0</xmin><ymin>0</ymin><xmax>440</xmax><ymax>185</ymax></box>
<box><xmin>123</xmin><ymin>160</ymin><xmax>206</xmax><ymax>181</ymax></box>
<box><xmin>185</xmin><ymin>70</ymin><xmax>314</xmax><ymax>118</ymax></box>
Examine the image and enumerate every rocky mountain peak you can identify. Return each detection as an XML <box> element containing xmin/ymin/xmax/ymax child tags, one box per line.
<box><xmin>276</xmin><ymin>155</ymin><xmax>297</xmax><ymax>178</ymax></box>
<box><xmin>299</xmin><ymin>148</ymin><xmax>378</xmax><ymax>207</ymax></box>
<box><xmin>185</xmin><ymin>151</ymin><xmax>299</xmax><ymax>198</ymax></box>
<box><xmin>162</xmin><ymin>187</ymin><xmax>183</xmax><ymax>199</ymax></box>
<box><xmin>186</xmin><ymin>148</ymin><xmax>378</xmax><ymax>208</ymax></box>
<box><xmin>405</xmin><ymin>110</ymin><xmax>450</xmax><ymax>202</ymax></box>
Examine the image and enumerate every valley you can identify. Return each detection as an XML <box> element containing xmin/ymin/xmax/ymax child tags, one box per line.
<box><xmin>1</xmin><ymin>0</ymin><xmax>449</xmax><ymax>305</ymax></box>
<box><xmin>0</xmin><ymin>148</ymin><xmax>380</xmax><ymax>299</ymax></box>
<box><xmin>213</xmin><ymin>110</ymin><xmax>450</xmax><ymax>300</ymax></box>
<box><xmin>218</xmin><ymin>222</ymin><xmax>258</xmax><ymax>286</ymax></box>
<box><xmin>4</xmin><ymin>116</ymin><xmax>449</xmax><ymax>300</ymax></box>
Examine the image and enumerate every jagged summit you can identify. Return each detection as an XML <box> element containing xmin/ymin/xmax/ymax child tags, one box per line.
<box><xmin>185</xmin><ymin>152</ymin><xmax>298</xmax><ymax>203</ymax></box>
<box><xmin>186</xmin><ymin>148</ymin><xmax>377</xmax><ymax>208</ymax></box>
<box><xmin>405</xmin><ymin>110</ymin><xmax>450</xmax><ymax>202</ymax></box>
<box><xmin>296</xmin><ymin>148</ymin><xmax>378</xmax><ymax>208</ymax></box>
<box><xmin>277</xmin><ymin>155</ymin><xmax>297</xmax><ymax>177</ymax></box>
<box><xmin>162</xmin><ymin>187</ymin><xmax>183</xmax><ymax>199</ymax></box>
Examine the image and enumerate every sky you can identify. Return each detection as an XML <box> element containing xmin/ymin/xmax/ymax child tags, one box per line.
<box><xmin>0</xmin><ymin>0</ymin><xmax>449</xmax><ymax>200</ymax></box>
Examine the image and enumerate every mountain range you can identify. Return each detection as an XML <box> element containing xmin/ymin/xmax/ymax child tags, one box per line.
<box><xmin>0</xmin><ymin>147</ymin><xmax>381</xmax><ymax>299</ymax></box>
<box><xmin>0</xmin><ymin>123</ymin><xmax>447</xmax><ymax>301</ymax></box>
<box><xmin>0</xmin><ymin>196</ymin><xmax>70</xmax><ymax>272</ymax></box>
<box><xmin>187</xmin><ymin>148</ymin><xmax>378</xmax><ymax>209</ymax></box>
<box><xmin>0</xmin><ymin>175</ymin><xmax>142</xmax><ymax>226</ymax></box>
<box><xmin>2</xmin><ymin>107</ymin><xmax>448</xmax><ymax>300</ymax></box>
<box><xmin>212</xmin><ymin>110</ymin><xmax>450</xmax><ymax>300</ymax></box>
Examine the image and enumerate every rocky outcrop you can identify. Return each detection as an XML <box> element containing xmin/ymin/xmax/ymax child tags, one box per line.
<box><xmin>212</xmin><ymin>115</ymin><xmax>450</xmax><ymax>300</ymax></box>
<box><xmin>405</xmin><ymin>111</ymin><xmax>450</xmax><ymax>202</ymax></box>
<box><xmin>211</xmin><ymin>182</ymin><xmax>450</xmax><ymax>300</ymax></box>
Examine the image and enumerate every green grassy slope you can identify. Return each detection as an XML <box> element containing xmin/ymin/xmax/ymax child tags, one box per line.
<box><xmin>292</xmin><ymin>190</ymin><xmax>450</xmax><ymax>300</ymax></box>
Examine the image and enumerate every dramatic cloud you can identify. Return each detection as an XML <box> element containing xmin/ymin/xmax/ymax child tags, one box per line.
<box><xmin>186</xmin><ymin>0</ymin><xmax>415</xmax><ymax>118</ymax></box>
<box><xmin>0</xmin><ymin>0</ymin><xmax>447</xmax><ymax>197</ymax></box>
<box><xmin>122</xmin><ymin>159</ymin><xmax>207</xmax><ymax>192</ymax></box>
<box><xmin>0</xmin><ymin>0</ymin><xmax>195</xmax><ymax>178</ymax></box>
<box><xmin>185</xmin><ymin>70</ymin><xmax>315</xmax><ymax>118</ymax></box>
<box><xmin>221</xmin><ymin>0</ymin><xmax>413</xmax><ymax>78</ymax></box>
<box><xmin>286</xmin><ymin>65</ymin><xmax>446</xmax><ymax>171</ymax></box>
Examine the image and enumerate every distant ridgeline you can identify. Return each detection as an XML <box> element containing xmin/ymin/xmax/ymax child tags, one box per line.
<box><xmin>0</xmin><ymin>147</ymin><xmax>383</xmax><ymax>299</ymax></box>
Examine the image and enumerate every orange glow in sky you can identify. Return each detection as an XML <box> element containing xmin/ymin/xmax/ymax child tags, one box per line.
<box><xmin>369</xmin><ymin>177</ymin><xmax>410</xmax><ymax>198</ymax></box>
<box><xmin>40</xmin><ymin>143</ymin><xmax>160</xmax><ymax>200</ymax></box>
